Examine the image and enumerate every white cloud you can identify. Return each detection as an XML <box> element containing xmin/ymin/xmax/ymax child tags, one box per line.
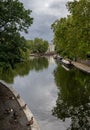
<box><xmin>19</xmin><ymin>0</ymin><xmax>74</xmax><ymax>41</ymax></box>
<box><xmin>20</xmin><ymin>0</ymin><xmax>72</xmax><ymax>16</ymax></box>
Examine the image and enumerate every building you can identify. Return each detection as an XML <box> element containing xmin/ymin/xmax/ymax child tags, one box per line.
<box><xmin>47</xmin><ymin>44</ymin><xmax>55</xmax><ymax>53</ymax></box>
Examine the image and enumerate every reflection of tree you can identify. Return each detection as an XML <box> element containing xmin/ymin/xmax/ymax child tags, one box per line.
<box><xmin>0</xmin><ymin>57</ymin><xmax>48</xmax><ymax>83</ymax></box>
<box><xmin>29</xmin><ymin>57</ymin><xmax>48</xmax><ymax>71</ymax></box>
<box><xmin>52</xmin><ymin>65</ymin><xmax>90</xmax><ymax>130</ymax></box>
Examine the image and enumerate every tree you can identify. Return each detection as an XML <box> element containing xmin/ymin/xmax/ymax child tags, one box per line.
<box><xmin>34</xmin><ymin>38</ymin><xmax>48</xmax><ymax>54</ymax></box>
<box><xmin>51</xmin><ymin>0</ymin><xmax>90</xmax><ymax>59</ymax></box>
<box><xmin>67</xmin><ymin>0</ymin><xmax>90</xmax><ymax>58</ymax></box>
<box><xmin>27</xmin><ymin>38</ymin><xmax>49</xmax><ymax>54</ymax></box>
<box><xmin>0</xmin><ymin>0</ymin><xmax>33</xmax><ymax>66</ymax></box>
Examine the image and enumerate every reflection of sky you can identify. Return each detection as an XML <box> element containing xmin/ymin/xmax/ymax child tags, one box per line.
<box><xmin>13</xmin><ymin>61</ymin><xmax>71</xmax><ymax>130</ymax></box>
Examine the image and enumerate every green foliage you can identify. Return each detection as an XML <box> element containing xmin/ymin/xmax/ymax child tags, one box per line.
<box><xmin>51</xmin><ymin>0</ymin><xmax>90</xmax><ymax>59</ymax></box>
<box><xmin>26</xmin><ymin>40</ymin><xmax>34</xmax><ymax>51</ymax></box>
<box><xmin>26</xmin><ymin>38</ymin><xmax>49</xmax><ymax>54</ymax></box>
<box><xmin>0</xmin><ymin>0</ymin><xmax>33</xmax><ymax>33</ymax></box>
<box><xmin>0</xmin><ymin>0</ymin><xmax>33</xmax><ymax>66</ymax></box>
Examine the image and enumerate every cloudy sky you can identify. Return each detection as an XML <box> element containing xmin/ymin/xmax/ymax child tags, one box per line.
<box><xmin>20</xmin><ymin>0</ymin><xmax>73</xmax><ymax>42</ymax></box>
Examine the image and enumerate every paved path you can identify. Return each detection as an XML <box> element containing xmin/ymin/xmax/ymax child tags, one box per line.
<box><xmin>72</xmin><ymin>61</ymin><xmax>90</xmax><ymax>74</ymax></box>
<box><xmin>0</xmin><ymin>82</ymin><xmax>30</xmax><ymax>130</ymax></box>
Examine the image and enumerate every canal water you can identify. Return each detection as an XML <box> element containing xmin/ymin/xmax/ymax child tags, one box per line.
<box><xmin>0</xmin><ymin>56</ymin><xmax>90</xmax><ymax>130</ymax></box>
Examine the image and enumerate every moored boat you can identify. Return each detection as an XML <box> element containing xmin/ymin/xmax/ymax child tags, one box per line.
<box><xmin>61</xmin><ymin>59</ymin><xmax>73</xmax><ymax>68</ymax></box>
<box><xmin>53</xmin><ymin>55</ymin><xmax>63</xmax><ymax>61</ymax></box>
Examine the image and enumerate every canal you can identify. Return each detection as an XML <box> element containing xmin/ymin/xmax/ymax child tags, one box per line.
<box><xmin>0</xmin><ymin>56</ymin><xmax>90</xmax><ymax>130</ymax></box>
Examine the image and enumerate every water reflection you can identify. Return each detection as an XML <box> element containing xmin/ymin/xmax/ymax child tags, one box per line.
<box><xmin>53</xmin><ymin>65</ymin><xmax>90</xmax><ymax>130</ymax></box>
<box><xmin>13</xmin><ymin>57</ymin><xmax>65</xmax><ymax>130</ymax></box>
<box><xmin>0</xmin><ymin>57</ymin><xmax>90</xmax><ymax>130</ymax></box>
<box><xmin>0</xmin><ymin>57</ymin><xmax>48</xmax><ymax>83</ymax></box>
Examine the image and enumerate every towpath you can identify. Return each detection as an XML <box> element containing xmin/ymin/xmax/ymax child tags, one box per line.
<box><xmin>72</xmin><ymin>61</ymin><xmax>90</xmax><ymax>74</ymax></box>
